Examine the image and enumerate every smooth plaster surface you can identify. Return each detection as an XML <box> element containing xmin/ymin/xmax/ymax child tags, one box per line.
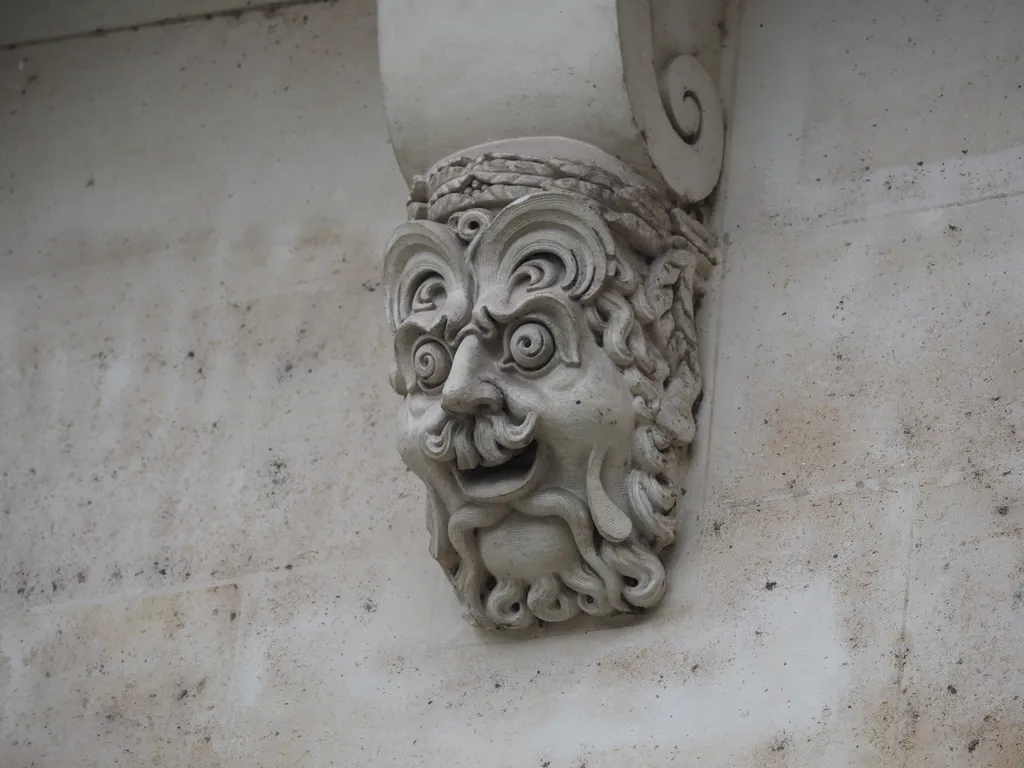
<box><xmin>1</xmin><ymin>0</ymin><xmax>1023</xmax><ymax>766</ymax></box>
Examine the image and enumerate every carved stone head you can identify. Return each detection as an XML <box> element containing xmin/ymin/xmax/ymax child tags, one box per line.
<box><xmin>385</xmin><ymin>149</ymin><xmax>714</xmax><ymax>629</ymax></box>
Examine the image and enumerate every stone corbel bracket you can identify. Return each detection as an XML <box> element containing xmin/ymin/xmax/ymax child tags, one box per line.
<box><xmin>378</xmin><ymin>0</ymin><xmax>727</xmax><ymax>630</ymax></box>
<box><xmin>378</xmin><ymin>0</ymin><xmax>725</xmax><ymax>202</ymax></box>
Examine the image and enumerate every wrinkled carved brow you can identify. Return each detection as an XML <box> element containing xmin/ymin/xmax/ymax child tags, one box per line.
<box><xmin>396</xmin><ymin>304</ymin><xmax>460</xmax><ymax>346</ymax></box>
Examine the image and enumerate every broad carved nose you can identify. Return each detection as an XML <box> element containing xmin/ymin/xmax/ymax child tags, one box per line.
<box><xmin>442</xmin><ymin>335</ymin><xmax>503</xmax><ymax>415</ymax></box>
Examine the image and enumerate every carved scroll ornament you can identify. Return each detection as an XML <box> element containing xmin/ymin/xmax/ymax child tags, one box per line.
<box><xmin>384</xmin><ymin>151</ymin><xmax>715</xmax><ymax>630</ymax></box>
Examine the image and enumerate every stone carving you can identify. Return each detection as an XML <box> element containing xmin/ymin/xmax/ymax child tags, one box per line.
<box><xmin>384</xmin><ymin>151</ymin><xmax>716</xmax><ymax>629</ymax></box>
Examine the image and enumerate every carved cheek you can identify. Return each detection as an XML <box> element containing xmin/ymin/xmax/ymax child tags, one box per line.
<box><xmin>396</xmin><ymin>398</ymin><xmax>470</xmax><ymax>518</ymax></box>
<box><xmin>560</xmin><ymin>353</ymin><xmax>634</xmax><ymax>441</ymax></box>
<box><xmin>396</xmin><ymin>395</ymin><xmax>441</xmax><ymax>468</ymax></box>
<box><xmin>504</xmin><ymin>345</ymin><xmax>634</xmax><ymax>487</ymax></box>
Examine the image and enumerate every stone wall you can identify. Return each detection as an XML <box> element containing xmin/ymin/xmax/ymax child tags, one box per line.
<box><xmin>1</xmin><ymin>0</ymin><xmax>1022</xmax><ymax>766</ymax></box>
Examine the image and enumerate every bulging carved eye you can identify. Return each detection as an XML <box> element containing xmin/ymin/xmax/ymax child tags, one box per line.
<box><xmin>412</xmin><ymin>339</ymin><xmax>451</xmax><ymax>389</ymax></box>
<box><xmin>508</xmin><ymin>321</ymin><xmax>555</xmax><ymax>371</ymax></box>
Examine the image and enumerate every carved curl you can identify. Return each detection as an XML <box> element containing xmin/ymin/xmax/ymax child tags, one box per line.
<box><xmin>472</xmin><ymin>192</ymin><xmax>615</xmax><ymax>305</ymax></box>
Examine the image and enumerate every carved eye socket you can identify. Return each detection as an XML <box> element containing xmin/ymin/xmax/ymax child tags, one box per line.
<box><xmin>412</xmin><ymin>339</ymin><xmax>451</xmax><ymax>390</ymax></box>
<box><xmin>508</xmin><ymin>321</ymin><xmax>555</xmax><ymax>371</ymax></box>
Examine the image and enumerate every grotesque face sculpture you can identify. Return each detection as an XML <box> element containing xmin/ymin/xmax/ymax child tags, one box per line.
<box><xmin>385</xmin><ymin>152</ymin><xmax>713</xmax><ymax>629</ymax></box>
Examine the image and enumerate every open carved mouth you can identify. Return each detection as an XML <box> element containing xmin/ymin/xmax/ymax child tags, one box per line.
<box><xmin>454</xmin><ymin>441</ymin><xmax>543</xmax><ymax>502</ymax></box>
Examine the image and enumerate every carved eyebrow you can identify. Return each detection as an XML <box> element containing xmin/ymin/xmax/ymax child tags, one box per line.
<box><xmin>485</xmin><ymin>292</ymin><xmax>572</xmax><ymax>326</ymax></box>
<box><xmin>396</xmin><ymin>311</ymin><xmax>458</xmax><ymax>350</ymax></box>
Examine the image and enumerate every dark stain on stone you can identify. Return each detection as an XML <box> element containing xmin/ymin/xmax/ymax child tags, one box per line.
<box><xmin>765</xmin><ymin>580</ymin><xmax>778</xmax><ymax>591</ymax></box>
<box><xmin>269</xmin><ymin>459</ymin><xmax>288</xmax><ymax>485</ymax></box>
<box><xmin>968</xmin><ymin>738</ymin><xmax>979</xmax><ymax>752</ymax></box>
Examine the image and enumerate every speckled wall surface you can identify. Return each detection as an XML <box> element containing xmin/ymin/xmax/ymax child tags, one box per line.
<box><xmin>1</xmin><ymin>1</ymin><xmax>1022</xmax><ymax>766</ymax></box>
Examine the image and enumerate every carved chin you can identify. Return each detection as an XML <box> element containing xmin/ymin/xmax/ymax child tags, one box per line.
<box><xmin>477</xmin><ymin>513</ymin><xmax>578</xmax><ymax>580</ymax></box>
<box><xmin>452</xmin><ymin>441</ymin><xmax>545</xmax><ymax>503</ymax></box>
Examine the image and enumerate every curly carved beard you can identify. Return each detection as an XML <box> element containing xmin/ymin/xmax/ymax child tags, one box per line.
<box><xmin>420</xmin><ymin>408</ymin><xmax>671</xmax><ymax>629</ymax></box>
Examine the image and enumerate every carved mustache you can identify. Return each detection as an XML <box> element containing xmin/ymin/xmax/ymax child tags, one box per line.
<box><xmin>421</xmin><ymin>410</ymin><xmax>538</xmax><ymax>470</ymax></box>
